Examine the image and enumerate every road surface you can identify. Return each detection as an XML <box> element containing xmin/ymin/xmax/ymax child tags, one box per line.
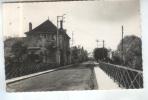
<box><xmin>7</xmin><ymin>61</ymin><xmax>98</xmax><ymax>92</ymax></box>
<box><xmin>6</xmin><ymin>61</ymin><xmax>121</xmax><ymax>92</ymax></box>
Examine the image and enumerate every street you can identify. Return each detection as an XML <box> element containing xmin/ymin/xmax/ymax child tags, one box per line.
<box><xmin>7</xmin><ymin>61</ymin><xmax>98</xmax><ymax>92</ymax></box>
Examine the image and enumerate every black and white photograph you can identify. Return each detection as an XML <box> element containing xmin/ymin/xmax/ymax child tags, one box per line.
<box><xmin>2</xmin><ymin>0</ymin><xmax>143</xmax><ymax>92</ymax></box>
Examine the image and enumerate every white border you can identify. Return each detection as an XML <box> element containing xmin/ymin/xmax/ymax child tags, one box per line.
<box><xmin>0</xmin><ymin>0</ymin><xmax>148</xmax><ymax>100</ymax></box>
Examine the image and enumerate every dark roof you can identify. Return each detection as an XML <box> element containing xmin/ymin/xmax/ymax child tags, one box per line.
<box><xmin>25</xmin><ymin>19</ymin><xmax>70</xmax><ymax>39</ymax></box>
<box><xmin>25</xmin><ymin>19</ymin><xmax>57</xmax><ymax>34</ymax></box>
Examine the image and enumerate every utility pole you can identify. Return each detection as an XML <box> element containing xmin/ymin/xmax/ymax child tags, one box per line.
<box><xmin>96</xmin><ymin>40</ymin><xmax>99</xmax><ymax>48</ymax></box>
<box><xmin>103</xmin><ymin>40</ymin><xmax>105</xmax><ymax>49</ymax></box>
<box><xmin>96</xmin><ymin>40</ymin><xmax>105</xmax><ymax>60</ymax></box>
<box><xmin>56</xmin><ymin>14</ymin><xmax>66</xmax><ymax>65</ymax></box>
<box><xmin>102</xmin><ymin>40</ymin><xmax>105</xmax><ymax>61</ymax></box>
<box><xmin>57</xmin><ymin>14</ymin><xmax>66</xmax><ymax>47</ymax></box>
<box><xmin>122</xmin><ymin>25</ymin><xmax>124</xmax><ymax>65</ymax></box>
<box><xmin>96</xmin><ymin>40</ymin><xmax>105</xmax><ymax>48</ymax></box>
<box><xmin>71</xmin><ymin>31</ymin><xmax>74</xmax><ymax>47</ymax></box>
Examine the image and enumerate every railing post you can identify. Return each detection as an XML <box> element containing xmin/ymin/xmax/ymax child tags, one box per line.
<box><xmin>98</xmin><ymin>62</ymin><xmax>143</xmax><ymax>89</ymax></box>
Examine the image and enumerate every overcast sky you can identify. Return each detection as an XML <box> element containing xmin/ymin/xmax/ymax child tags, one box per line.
<box><xmin>3</xmin><ymin>0</ymin><xmax>141</xmax><ymax>52</ymax></box>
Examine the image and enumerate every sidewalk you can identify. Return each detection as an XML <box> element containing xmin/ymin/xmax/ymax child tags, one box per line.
<box><xmin>94</xmin><ymin>63</ymin><xmax>122</xmax><ymax>90</ymax></box>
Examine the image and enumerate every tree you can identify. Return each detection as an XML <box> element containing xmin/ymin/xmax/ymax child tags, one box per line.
<box><xmin>112</xmin><ymin>50</ymin><xmax>122</xmax><ymax>65</ymax></box>
<box><xmin>11</xmin><ymin>40</ymin><xmax>27</xmax><ymax>62</ymax></box>
<box><xmin>115</xmin><ymin>35</ymin><xmax>142</xmax><ymax>70</ymax></box>
<box><xmin>71</xmin><ymin>46</ymin><xmax>88</xmax><ymax>63</ymax></box>
<box><xmin>93</xmin><ymin>48</ymin><xmax>108</xmax><ymax>61</ymax></box>
<box><xmin>71</xmin><ymin>46</ymin><xmax>79</xmax><ymax>63</ymax></box>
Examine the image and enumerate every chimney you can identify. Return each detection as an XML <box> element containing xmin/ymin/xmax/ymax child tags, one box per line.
<box><xmin>29</xmin><ymin>22</ymin><xmax>32</xmax><ymax>31</ymax></box>
<box><xmin>60</xmin><ymin>20</ymin><xmax>63</xmax><ymax>29</ymax></box>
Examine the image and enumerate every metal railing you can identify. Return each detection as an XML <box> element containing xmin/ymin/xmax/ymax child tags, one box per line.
<box><xmin>99</xmin><ymin>62</ymin><xmax>143</xmax><ymax>89</ymax></box>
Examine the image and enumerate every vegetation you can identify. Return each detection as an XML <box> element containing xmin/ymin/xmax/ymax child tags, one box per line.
<box><xmin>11</xmin><ymin>40</ymin><xmax>27</xmax><ymax>62</ymax></box>
<box><xmin>4</xmin><ymin>38</ymin><xmax>57</xmax><ymax>79</ymax></box>
<box><xmin>71</xmin><ymin>46</ymin><xmax>88</xmax><ymax>63</ymax></box>
<box><xmin>112</xmin><ymin>35</ymin><xmax>142</xmax><ymax>70</ymax></box>
<box><xmin>93</xmin><ymin>48</ymin><xmax>109</xmax><ymax>61</ymax></box>
<box><xmin>4</xmin><ymin>37</ymin><xmax>89</xmax><ymax>79</ymax></box>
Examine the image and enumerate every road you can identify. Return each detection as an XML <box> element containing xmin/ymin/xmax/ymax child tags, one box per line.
<box><xmin>6</xmin><ymin>61</ymin><xmax>98</xmax><ymax>92</ymax></box>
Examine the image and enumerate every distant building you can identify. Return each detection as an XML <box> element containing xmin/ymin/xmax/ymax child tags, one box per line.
<box><xmin>24</xmin><ymin>19</ymin><xmax>71</xmax><ymax>65</ymax></box>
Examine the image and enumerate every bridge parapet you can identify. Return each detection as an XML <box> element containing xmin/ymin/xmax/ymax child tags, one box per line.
<box><xmin>98</xmin><ymin>62</ymin><xmax>143</xmax><ymax>89</ymax></box>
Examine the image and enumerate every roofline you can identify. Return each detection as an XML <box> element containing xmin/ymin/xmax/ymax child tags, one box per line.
<box><xmin>26</xmin><ymin>19</ymin><xmax>57</xmax><ymax>34</ymax></box>
<box><xmin>25</xmin><ymin>19</ymin><xmax>71</xmax><ymax>39</ymax></box>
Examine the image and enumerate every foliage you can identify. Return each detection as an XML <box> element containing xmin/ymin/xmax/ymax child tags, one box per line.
<box><xmin>112</xmin><ymin>35</ymin><xmax>142</xmax><ymax>70</ymax></box>
<box><xmin>71</xmin><ymin>46</ymin><xmax>88</xmax><ymax>63</ymax></box>
<box><xmin>93</xmin><ymin>48</ymin><xmax>108</xmax><ymax>61</ymax></box>
<box><xmin>112</xmin><ymin>51</ymin><xmax>122</xmax><ymax>65</ymax></box>
<box><xmin>11</xmin><ymin>40</ymin><xmax>27</xmax><ymax>62</ymax></box>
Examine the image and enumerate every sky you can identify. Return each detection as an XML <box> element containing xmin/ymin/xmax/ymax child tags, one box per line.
<box><xmin>2</xmin><ymin>0</ymin><xmax>141</xmax><ymax>52</ymax></box>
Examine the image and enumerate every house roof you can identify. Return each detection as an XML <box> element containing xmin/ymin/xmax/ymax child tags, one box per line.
<box><xmin>25</xmin><ymin>19</ymin><xmax>70</xmax><ymax>39</ymax></box>
<box><xmin>25</xmin><ymin>19</ymin><xmax>57</xmax><ymax>34</ymax></box>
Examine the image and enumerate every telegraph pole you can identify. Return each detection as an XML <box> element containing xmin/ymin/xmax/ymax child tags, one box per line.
<box><xmin>96</xmin><ymin>40</ymin><xmax>105</xmax><ymax>60</ymax></box>
<box><xmin>96</xmin><ymin>40</ymin><xmax>99</xmax><ymax>48</ymax></box>
<box><xmin>122</xmin><ymin>25</ymin><xmax>124</xmax><ymax>65</ymax></box>
<box><xmin>56</xmin><ymin>14</ymin><xmax>66</xmax><ymax>65</ymax></box>
<box><xmin>57</xmin><ymin>16</ymin><xmax>59</xmax><ymax>48</ymax></box>
<box><xmin>71</xmin><ymin>31</ymin><xmax>74</xmax><ymax>47</ymax></box>
<box><xmin>102</xmin><ymin>40</ymin><xmax>105</xmax><ymax>60</ymax></box>
<box><xmin>57</xmin><ymin>14</ymin><xmax>66</xmax><ymax>47</ymax></box>
<box><xmin>96</xmin><ymin>40</ymin><xmax>105</xmax><ymax>48</ymax></box>
<box><xmin>103</xmin><ymin>40</ymin><xmax>105</xmax><ymax>49</ymax></box>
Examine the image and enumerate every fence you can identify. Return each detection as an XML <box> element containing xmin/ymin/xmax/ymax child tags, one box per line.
<box><xmin>99</xmin><ymin>62</ymin><xmax>143</xmax><ymax>89</ymax></box>
<box><xmin>5</xmin><ymin>62</ymin><xmax>58</xmax><ymax>79</ymax></box>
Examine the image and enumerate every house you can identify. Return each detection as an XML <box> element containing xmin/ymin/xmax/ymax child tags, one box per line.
<box><xmin>24</xmin><ymin>19</ymin><xmax>71</xmax><ymax>65</ymax></box>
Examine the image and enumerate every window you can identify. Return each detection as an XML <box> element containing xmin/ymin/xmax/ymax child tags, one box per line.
<box><xmin>40</xmin><ymin>34</ymin><xmax>48</xmax><ymax>38</ymax></box>
<box><xmin>44</xmin><ymin>34</ymin><xmax>47</xmax><ymax>38</ymax></box>
<box><xmin>51</xmin><ymin>35</ymin><xmax>55</xmax><ymax>40</ymax></box>
<box><xmin>40</xmin><ymin>34</ymin><xmax>43</xmax><ymax>38</ymax></box>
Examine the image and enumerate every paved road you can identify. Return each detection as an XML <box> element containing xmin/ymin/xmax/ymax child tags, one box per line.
<box><xmin>7</xmin><ymin>61</ymin><xmax>98</xmax><ymax>92</ymax></box>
